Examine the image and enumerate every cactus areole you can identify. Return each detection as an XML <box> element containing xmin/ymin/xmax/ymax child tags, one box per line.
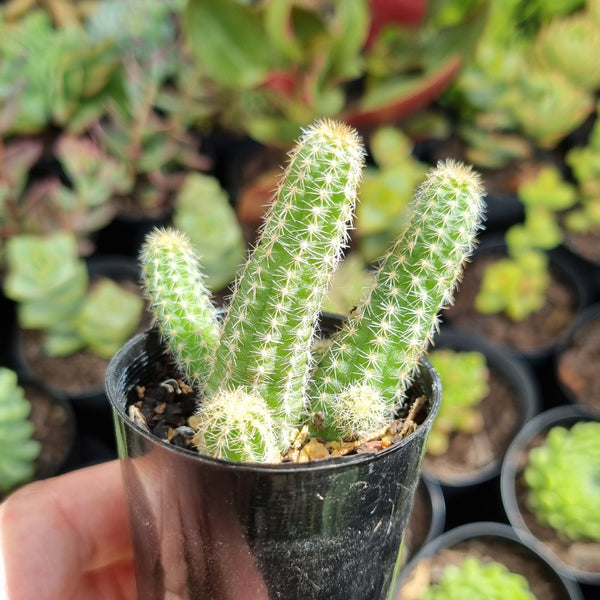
<box><xmin>106</xmin><ymin>118</ymin><xmax>484</xmax><ymax>599</ymax></box>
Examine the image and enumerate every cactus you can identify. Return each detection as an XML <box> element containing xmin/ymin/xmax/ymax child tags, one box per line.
<box><xmin>204</xmin><ymin>119</ymin><xmax>364</xmax><ymax>446</ymax></box>
<box><xmin>139</xmin><ymin>119</ymin><xmax>485</xmax><ymax>462</ymax></box>
<box><xmin>0</xmin><ymin>368</ymin><xmax>41</xmax><ymax>495</ymax></box>
<box><xmin>524</xmin><ymin>421</ymin><xmax>600</xmax><ymax>542</ymax></box>
<box><xmin>426</xmin><ymin>348</ymin><xmax>488</xmax><ymax>456</ymax></box>
<box><xmin>310</xmin><ymin>160</ymin><xmax>484</xmax><ymax>441</ymax></box>
<box><xmin>140</xmin><ymin>228</ymin><xmax>220</xmax><ymax>388</ymax></box>
<box><xmin>422</xmin><ymin>557</ymin><xmax>537</xmax><ymax>600</ymax></box>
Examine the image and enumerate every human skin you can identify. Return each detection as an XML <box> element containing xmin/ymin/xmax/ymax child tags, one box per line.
<box><xmin>0</xmin><ymin>460</ymin><xmax>136</xmax><ymax>600</ymax></box>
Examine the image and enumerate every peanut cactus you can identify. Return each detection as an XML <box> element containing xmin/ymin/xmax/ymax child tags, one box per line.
<box><xmin>310</xmin><ymin>160</ymin><xmax>484</xmax><ymax>441</ymax></box>
<box><xmin>140</xmin><ymin>228</ymin><xmax>220</xmax><ymax>387</ymax></box>
<box><xmin>139</xmin><ymin>119</ymin><xmax>485</xmax><ymax>463</ymax></box>
<box><xmin>0</xmin><ymin>368</ymin><xmax>41</xmax><ymax>495</ymax></box>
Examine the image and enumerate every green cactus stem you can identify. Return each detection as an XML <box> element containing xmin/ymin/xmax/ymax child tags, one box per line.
<box><xmin>422</xmin><ymin>557</ymin><xmax>537</xmax><ymax>600</ymax></box>
<box><xmin>140</xmin><ymin>228</ymin><xmax>220</xmax><ymax>388</ymax></box>
<box><xmin>191</xmin><ymin>388</ymin><xmax>280</xmax><ymax>463</ymax></box>
<box><xmin>524</xmin><ymin>421</ymin><xmax>600</xmax><ymax>542</ymax></box>
<box><xmin>0</xmin><ymin>368</ymin><xmax>41</xmax><ymax>495</ymax></box>
<box><xmin>204</xmin><ymin>118</ymin><xmax>365</xmax><ymax>445</ymax></box>
<box><xmin>310</xmin><ymin>160</ymin><xmax>485</xmax><ymax>441</ymax></box>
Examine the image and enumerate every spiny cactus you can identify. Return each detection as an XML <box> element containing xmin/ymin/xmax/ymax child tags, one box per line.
<box><xmin>422</xmin><ymin>557</ymin><xmax>537</xmax><ymax>600</ymax></box>
<box><xmin>204</xmin><ymin>119</ymin><xmax>364</xmax><ymax>445</ymax></box>
<box><xmin>524</xmin><ymin>421</ymin><xmax>600</xmax><ymax>542</ymax></box>
<box><xmin>140</xmin><ymin>228</ymin><xmax>220</xmax><ymax>387</ymax></box>
<box><xmin>310</xmin><ymin>160</ymin><xmax>484</xmax><ymax>441</ymax></box>
<box><xmin>139</xmin><ymin>119</ymin><xmax>485</xmax><ymax>463</ymax></box>
<box><xmin>0</xmin><ymin>368</ymin><xmax>41</xmax><ymax>495</ymax></box>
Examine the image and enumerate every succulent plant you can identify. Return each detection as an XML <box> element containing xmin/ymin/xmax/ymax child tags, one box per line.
<box><xmin>0</xmin><ymin>9</ymin><xmax>122</xmax><ymax>135</ymax></box>
<box><xmin>355</xmin><ymin>126</ymin><xmax>427</xmax><ymax>263</ymax></box>
<box><xmin>172</xmin><ymin>173</ymin><xmax>246</xmax><ymax>293</ymax></box>
<box><xmin>426</xmin><ymin>349</ymin><xmax>488</xmax><ymax>456</ymax></box>
<box><xmin>422</xmin><ymin>557</ymin><xmax>537</xmax><ymax>600</ymax></box>
<box><xmin>0</xmin><ymin>367</ymin><xmax>41</xmax><ymax>495</ymax></box>
<box><xmin>475</xmin><ymin>250</ymin><xmax>550</xmax><ymax>322</ymax></box>
<box><xmin>140</xmin><ymin>119</ymin><xmax>485</xmax><ymax>463</ymax></box>
<box><xmin>74</xmin><ymin>278</ymin><xmax>145</xmax><ymax>359</ymax></box>
<box><xmin>524</xmin><ymin>421</ymin><xmax>600</xmax><ymax>542</ymax></box>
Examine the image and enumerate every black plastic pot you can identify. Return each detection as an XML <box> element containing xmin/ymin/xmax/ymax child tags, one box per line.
<box><xmin>392</xmin><ymin>521</ymin><xmax>583</xmax><ymax>600</ymax></box>
<box><xmin>401</xmin><ymin>475</ymin><xmax>446</xmax><ymax>569</ymax></box>
<box><xmin>501</xmin><ymin>405</ymin><xmax>600</xmax><ymax>588</ymax></box>
<box><xmin>105</xmin><ymin>328</ymin><xmax>442</xmax><ymax>600</ymax></box>
<box><xmin>424</xmin><ymin>328</ymin><xmax>540</xmax><ymax>527</ymax></box>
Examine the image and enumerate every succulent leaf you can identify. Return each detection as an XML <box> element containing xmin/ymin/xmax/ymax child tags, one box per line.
<box><xmin>0</xmin><ymin>368</ymin><xmax>41</xmax><ymax>494</ymax></box>
<box><xmin>524</xmin><ymin>421</ymin><xmax>600</xmax><ymax>542</ymax></box>
<box><xmin>423</xmin><ymin>557</ymin><xmax>537</xmax><ymax>600</ymax></box>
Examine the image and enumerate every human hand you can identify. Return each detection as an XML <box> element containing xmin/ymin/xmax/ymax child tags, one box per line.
<box><xmin>0</xmin><ymin>460</ymin><xmax>136</xmax><ymax>599</ymax></box>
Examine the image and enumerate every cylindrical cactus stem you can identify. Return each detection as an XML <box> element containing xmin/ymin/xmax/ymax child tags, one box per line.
<box><xmin>311</xmin><ymin>160</ymin><xmax>485</xmax><ymax>441</ymax></box>
<box><xmin>191</xmin><ymin>389</ymin><xmax>281</xmax><ymax>463</ymax></box>
<box><xmin>205</xmin><ymin>119</ymin><xmax>365</xmax><ymax>446</ymax></box>
<box><xmin>140</xmin><ymin>228</ymin><xmax>220</xmax><ymax>388</ymax></box>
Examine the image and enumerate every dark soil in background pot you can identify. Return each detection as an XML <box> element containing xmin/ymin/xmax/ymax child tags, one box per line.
<box><xmin>556</xmin><ymin>304</ymin><xmax>600</xmax><ymax>412</ymax></box>
<box><xmin>25</xmin><ymin>383</ymin><xmax>76</xmax><ymax>480</ymax></box>
<box><xmin>445</xmin><ymin>251</ymin><xmax>578</xmax><ymax>355</ymax></box>
<box><xmin>423</xmin><ymin>369</ymin><xmax>520</xmax><ymax>482</ymax></box>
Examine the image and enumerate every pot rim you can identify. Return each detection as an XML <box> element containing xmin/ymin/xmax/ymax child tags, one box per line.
<box><xmin>396</xmin><ymin>521</ymin><xmax>583</xmax><ymax>600</ymax></box>
<box><xmin>500</xmin><ymin>404</ymin><xmax>600</xmax><ymax>584</ymax></box>
<box><xmin>106</xmin><ymin>329</ymin><xmax>442</xmax><ymax>474</ymax></box>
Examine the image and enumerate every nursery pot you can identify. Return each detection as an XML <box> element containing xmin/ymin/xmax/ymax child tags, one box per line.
<box><xmin>500</xmin><ymin>405</ymin><xmax>600</xmax><ymax>587</ymax></box>
<box><xmin>393</xmin><ymin>521</ymin><xmax>583</xmax><ymax>600</ymax></box>
<box><xmin>106</xmin><ymin>328</ymin><xmax>441</xmax><ymax>600</ymax></box>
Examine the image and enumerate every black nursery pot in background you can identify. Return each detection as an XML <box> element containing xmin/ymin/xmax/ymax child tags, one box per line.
<box><xmin>105</xmin><ymin>329</ymin><xmax>442</xmax><ymax>600</ymax></box>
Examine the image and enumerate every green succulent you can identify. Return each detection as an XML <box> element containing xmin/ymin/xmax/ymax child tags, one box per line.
<box><xmin>422</xmin><ymin>557</ymin><xmax>537</xmax><ymax>600</ymax></box>
<box><xmin>426</xmin><ymin>349</ymin><xmax>488</xmax><ymax>455</ymax></box>
<box><xmin>524</xmin><ymin>420</ymin><xmax>600</xmax><ymax>542</ymax></box>
<box><xmin>533</xmin><ymin>12</ymin><xmax>600</xmax><ymax>92</ymax></box>
<box><xmin>172</xmin><ymin>173</ymin><xmax>246</xmax><ymax>293</ymax></box>
<box><xmin>0</xmin><ymin>368</ymin><xmax>41</xmax><ymax>495</ymax></box>
<box><xmin>355</xmin><ymin>126</ymin><xmax>427</xmax><ymax>263</ymax></box>
<box><xmin>475</xmin><ymin>250</ymin><xmax>550</xmax><ymax>322</ymax></box>
<box><xmin>140</xmin><ymin>119</ymin><xmax>485</xmax><ymax>462</ymax></box>
<box><xmin>0</xmin><ymin>10</ymin><xmax>122</xmax><ymax>134</ymax></box>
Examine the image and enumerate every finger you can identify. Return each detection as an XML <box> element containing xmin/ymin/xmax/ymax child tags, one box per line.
<box><xmin>0</xmin><ymin>460</ymin><xmax>134</xmax><ymax>600</ymax></box>
<box><xmin>73</xmin><ymin>559</ymin><xmax>137</xmax><ymax>600</ymax></box>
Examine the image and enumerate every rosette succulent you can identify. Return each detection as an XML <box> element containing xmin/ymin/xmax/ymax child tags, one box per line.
<box><xmin>423</xmin><ymin>557</ymin><xmax>537</xmax><ymax>600</ymax></box>
<box><xmin>524</xmin><ymin>420</ymin><xmax>600</xmax><ymax>542</ymax></box>
<box><xmin>140</xmin><ymin>118</ymin><xmax>485</xmax><ymax>463</ymax></box>
<box><xmin>0</xmin><ymin>368</ymin><xmax>41</xmax><ymax>495</ymax></box>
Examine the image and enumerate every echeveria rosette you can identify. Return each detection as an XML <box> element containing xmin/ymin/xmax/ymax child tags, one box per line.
<box><xmin>310</xmin><ymin>160</ymin><xmax>485</xmax><ymax>441</ymax></box>
<box><xmin>524</xmin><ymin>421</ymin><xmax>600</xmax><ymax>542</ymax></box>
<box><xmin>0</xmin><ymin>368</ymin><xmax>41</xmax><ymax>495</ymax></box>
<box><xmin>423</xmin><ymin>557</ymin><xmax>537</xmax><ymax>600</ymax></box>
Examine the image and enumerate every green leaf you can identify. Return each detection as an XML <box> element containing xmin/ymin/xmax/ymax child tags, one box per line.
<box><xmin>184</xmin><ymin>0</ymin><xmax>278</xmax><ymax>89</ymax></box>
